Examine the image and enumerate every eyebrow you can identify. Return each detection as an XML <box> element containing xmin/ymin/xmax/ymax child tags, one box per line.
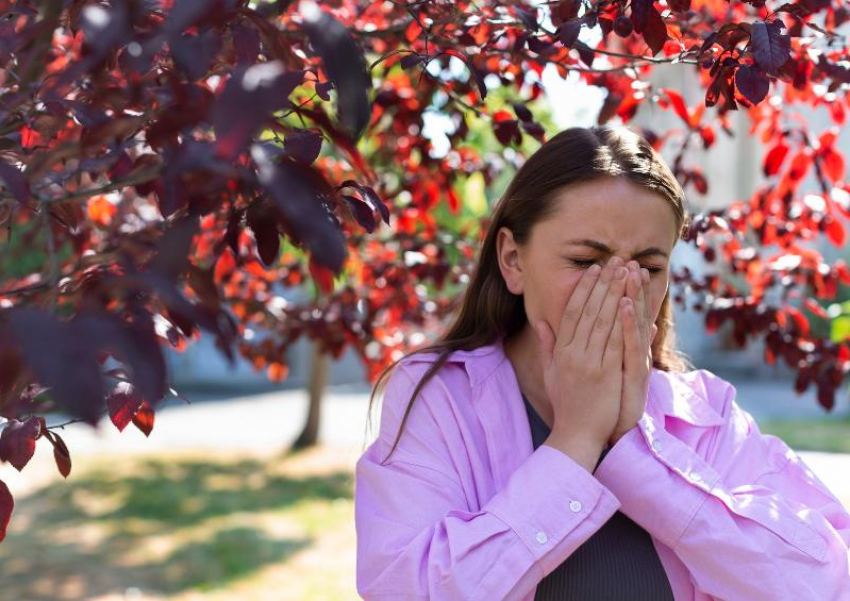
<box><xmin>565</xmin><ymin>239</ymin><xmax>669</xmax><ymax>259</ymax></box>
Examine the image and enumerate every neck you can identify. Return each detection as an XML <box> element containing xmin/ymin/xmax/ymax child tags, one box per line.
<box><xmin>504</xmin><ymin>323</ymin><xmax>554</xmax><ymax>428</ymax></box>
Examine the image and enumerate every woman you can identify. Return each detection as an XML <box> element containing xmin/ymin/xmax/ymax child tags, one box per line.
<box><xmin>354</xmin><ymin>125</ymin><xmax>850</xmax><ymax>600</ymax></box>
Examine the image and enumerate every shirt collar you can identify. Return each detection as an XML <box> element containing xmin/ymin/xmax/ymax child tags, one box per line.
<box><xmin>403</xmin><ymin>337</ymin><xmax>724</xmax><ymax>427</ymax></box>
<box><xmin>648</xmin><ymin>368</ymin><xmax>725</xmax><ymax>427</ymax></box>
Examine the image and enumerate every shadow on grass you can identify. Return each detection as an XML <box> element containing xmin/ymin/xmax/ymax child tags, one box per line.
<box><xmin>0</xmin><ymin>454</ymin><xmax>353</xmax><ymax>599</ymax></box>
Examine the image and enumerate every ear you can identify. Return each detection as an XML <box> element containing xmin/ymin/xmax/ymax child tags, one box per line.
<box><xmin>496</xmin><ymin>226</ymin><xmax>524</xmax><ymax>295</ymax></box>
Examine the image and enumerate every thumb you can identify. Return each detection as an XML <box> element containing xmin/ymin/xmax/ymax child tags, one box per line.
<box><xmin>533</xmin><ymin>320</ymin><xmax>555</xmax><ymax>369</ymax></box>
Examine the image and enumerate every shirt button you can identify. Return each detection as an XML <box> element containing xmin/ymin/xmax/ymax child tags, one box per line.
<box><xmin>651</xmin><ymin>440</ymin><xmax>663</xmax><ymax>452</ymax></box>
<box><xmin>569</xmin><ymin>500</ymin><xmax>582</xmax><ymax>513</ymax></box>
<box><xmin>690</xmin><ymin>472</ymin><xmax>702</xmax><ymax>482</ymax></box>
<box><xmin>536</xmin><ymin>531</ymin><xmax>548</xmax><ymax>544</ymax></box>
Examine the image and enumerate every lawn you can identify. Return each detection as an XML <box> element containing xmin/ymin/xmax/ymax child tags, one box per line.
<box><xmin>0</xmin><ymin>445</ymin><xmax>357</xmax><ymax>601</ymax></box>
<box><xmin>759</xmin><ymin>416</ymin><xmax>850</xmax><ymax>453</ymax></box>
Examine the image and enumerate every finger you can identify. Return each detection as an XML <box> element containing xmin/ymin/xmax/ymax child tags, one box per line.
<box><xmin>534</xmin><ymin>320</ymin><xmax>555</xmax><ymax>369</ymax></box>
<box><xmin>627</xmin><ymin>265</ymin><xmax>646</xmax><ymax>343</ymax></box>
<box><xmin>603</xmin><ymin>297</ymin><xmax>627</xmax><ymax>366</ymax></box>
<box><xmin>586</xmin><ymin>262</ymin><xmax>629</xmax><ymax>357</ymax></box>
<box><xmin>572</xmin><ymin>258</ymin><xmax>618</xmax><ymax>348</ymax></box>
<box><xmin>558</xmin><ymin>262</ymin><xmax>602</xmax><ymax>348</ymax></box>
<box><xmin>641</xmin><ymin>267</ymin><xmax>652</xmax><ymax>329</ymax></box>
<box><xmin>635</xmin><ymin>270</ymin><xmax>648</xmax><ymax>344</ymax></box>
<box><xmin>621</xmin><ymin>296</ymin><xmax>639</xmax><ymax>367</ymax></box>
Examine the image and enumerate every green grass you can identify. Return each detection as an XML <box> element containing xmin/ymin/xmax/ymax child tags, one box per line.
<box><xmin>759</xmin><ymin>416</ymin><xmax>850</xmax><ymax>453</ymax></box>
<box><xmin>0</xmin><ymin>448</ymin><xmax>356</xmax><ymax>600</ymax></box>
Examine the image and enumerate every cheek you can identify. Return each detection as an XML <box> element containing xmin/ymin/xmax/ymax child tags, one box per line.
<box><xmin>553</xmin><ymin>272</ymin><xmax>585</xmax><ymax>318</ymax></box>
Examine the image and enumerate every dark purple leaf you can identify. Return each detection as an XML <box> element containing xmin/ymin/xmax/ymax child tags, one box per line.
<box><xmin>128</xmin><ymin>272</ymin><xmax>238</xmax><ymax>364</ymax></box>
<box><xmin>751</xmin><ymin>19</ymin><xmax>791</xmax><ymax>72</ymax></box>
<box><xmin>171</xmin><ymin>30</ymin><xmax>221</xmax><ymax>81</ymax></box>
<box><xmin>301</xmin><ymin>7</ymin><xmax>373</xmax><ymax>141</ymax></box>
<box><xmin>316</xmin><ymin>80</ymin><xmax>334</xmax><ymax>101</ymax></box>
<box><xmin>512</xmin><ymin>102</ymin><xmax>533</xmax><ymax>122</ymax></box>
<box><xmin>73</xmin><ymin>312</ymin><xmax>169</xmax><ymax>410</ymax></box>
<box><xmin>735</xmin><ymin>65</ymin><xmax>770</xmax><ymax>104</ymax></box>
<box><xmin>642</xmin><ymin>7</ymin><xmax>669</xmax><ymax>56</ymax></box>
<box><xmin>247</xmin><ymin>201</ymin><xmax>281</xmax><ymax>267</ymax></box>
<box><xmin>341</xmin><ymin>195</ymin><xmax>376</xmax><ymax>233</ymax></box>
<box><xmin>232</xmin><ymin>23</ymin><xmax>261</xmax><ymax>64</ymax></box>
<box><xmin>0</xmin><ymin>417</ymin><xmax>41</xmax><ymax>472</ymax></box>
<box><xmin>4</xmin><ymin>308</ymin><xmax>106</xmax><ymax>425</ymax></box>
<box><xmin>147</xmin><ymin>217</ymin><xmax>201</xmax><ymax>282</ymax></box>
<box><xmin>400</xmin><ymin>53</ymin><xmax>425</xmax><ymax>70</ymax></box>
<box><xmin>515</xmin><ymin>7</ymin><xmax>539</xmax><ymax>32</ymax></box>
<box><xmin>0</xmin><ymin>160</ymin><xmax>32</xmax><ymax>206</ymax></box>
<box><xmin>630</xmin><ymin>0</ymin><xmax>653</xmax><ymax>33</ymax></box>
<box><xmin>213</xmin><ymin>63</ymin><xmax>304</xmax><ymax>161</ymax></box>
<box><xmin>557</xmin><ymin>20</ymin><xmax>582</xmax><ymax>48</ymax></box>
<box><xmin>574</xmin><ymin>41</ymin><xmax>596</xmax><ymax>68</ymax></box>
<box><xmin>224</xmin><ymin>209</ymin><xmax>243</xmax><ymax>256</ymax></box>
<box><xmin>493</xmin><ymin>119</ymin><xmax>521</xmax><ymax>146</ymax></box>
<box><xmin>336</xmin><ymin>180</ymin><xmax>390</xmax><ymax>226</ymax></box>
<box><xmin>80</xmin><ymin>0</ymin><xmax>130</xmax><ymax>63</ymax></box>
<box><xmin>253</xmin><ymin>150</ymin><xmax>347</xmax><ymax>273</ymax></box>
<box><xmin>284</xmin><ymin>129</ymin><xmax>323</xmax><ymax>165</ymax></box>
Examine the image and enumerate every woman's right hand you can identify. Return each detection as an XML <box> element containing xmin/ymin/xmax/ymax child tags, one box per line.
<box><xmin>535</xmin><ymin>255</ymin><xmax>630</xmax><ymax>470</ymax></box>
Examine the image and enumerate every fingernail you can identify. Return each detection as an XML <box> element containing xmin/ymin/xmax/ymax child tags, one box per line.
<box><xmin>615</xmin><ymin>267</ymin><xmax>627</xmax><ymax>278</ymax></box>
<box><xmin>589</xmin><ymin>264</ymin><xmax>601</xmax><ymax>274</ymax></box>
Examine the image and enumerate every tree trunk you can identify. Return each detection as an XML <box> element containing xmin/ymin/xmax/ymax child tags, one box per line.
<box><xmin>292</xmin><ymin>341</ymin><xmax>328</xmax><ymax>450</ymax></box>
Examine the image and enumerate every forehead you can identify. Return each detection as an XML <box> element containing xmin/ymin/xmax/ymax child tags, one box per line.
<box><xmin>536</xmin><ymin>178</ymin><xmax>678</xmax><ymax>251</ymax></box>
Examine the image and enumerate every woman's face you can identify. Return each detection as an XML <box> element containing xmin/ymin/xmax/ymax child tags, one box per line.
<box><xmin>497</xmin><ymin>177</ymin><xmax>678</xmax><ymax>344</ymax></box>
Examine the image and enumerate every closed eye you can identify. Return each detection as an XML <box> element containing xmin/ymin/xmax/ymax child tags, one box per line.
<box><xmin>570</xmin><ymin>259</ymin><xmax>664</xmax><ymax>274</ymax></box>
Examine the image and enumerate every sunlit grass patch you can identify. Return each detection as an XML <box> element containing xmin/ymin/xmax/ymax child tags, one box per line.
<box><xmin>0</xmin><ymin>446</ymin><xmax>356</xmax><ymax>600</ymax></box>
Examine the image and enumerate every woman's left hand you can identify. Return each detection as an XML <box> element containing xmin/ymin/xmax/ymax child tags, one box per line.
<box><xmin>608</xmin><ymin>263</ymin><xmax>657</xmax><ymax>447</ymax></box>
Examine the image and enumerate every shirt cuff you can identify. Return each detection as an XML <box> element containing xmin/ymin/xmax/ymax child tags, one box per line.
<box><xmin>487</xmin><ymin>443</ymin><xmax>622</xmax><ymax>575</ymax></box>
<box><xmin>593</xmin><ymin>425</ymin><xmax>713</xmax><ymax>548</ymax></box>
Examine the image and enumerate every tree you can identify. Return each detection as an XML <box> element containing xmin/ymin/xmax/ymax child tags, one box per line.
<box><xmin>2</xmin><ymin>0</ymin><xmax>849</xmax><ymax>543</ymax></box>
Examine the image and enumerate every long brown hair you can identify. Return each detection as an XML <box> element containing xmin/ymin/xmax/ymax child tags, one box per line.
<box><xmin>366</xmin><ymin>125</ymin><xmax>694</xmax><ymax>464</ymax></box>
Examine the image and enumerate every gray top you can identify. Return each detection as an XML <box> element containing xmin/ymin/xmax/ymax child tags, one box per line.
<box><xmin>522</xmin><ymin>394</ymin><xmax>675</xmax><ymax>600</ymax></box>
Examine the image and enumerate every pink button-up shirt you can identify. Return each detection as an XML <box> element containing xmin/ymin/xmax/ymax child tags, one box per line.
<box><xmin>355</xmin><ymin>337</ymin><xmax>850</xmax><ymax>600</ymax></box>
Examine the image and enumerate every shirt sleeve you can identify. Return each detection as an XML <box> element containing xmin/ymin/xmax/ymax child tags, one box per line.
<box><xmin>354</xmin><ymin>363</ymin><xmax>622</xmax><ymax>600</ymax></box>
<box><xmin>594</xmin><ymin>370</ymin><xmax>850</xmax><ymax>600</ymax></box>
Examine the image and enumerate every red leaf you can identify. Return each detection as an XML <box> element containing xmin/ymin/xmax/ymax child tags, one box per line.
<box><xmin>785</xmin><ymin>306</ymin><xmax>810</xmax><ymax>337</ymax></box>
<box><xmin>821</xmin><ymin>148</ymin><xmax>845</xmax><ymax>183</ymax></box>
<box><xmin>804</xmin><ymin>298</ymin><xmax>830</xmax><ymax>319</ymax></box>
<box><xmin>788</xmin><ymin>151</ymin><xmax>811</xmax><ymax>181</ymax></box>
<box><xmin>447</xmin><ymin>188</ymin><xmax>460</xmax><ymax>214</ymax></box>
<box><xmin>0</xmin><ymin>479</ymin><xmax>12</xmax><ymax>543</ymax></box>
<box><xmin>44</xmin><ymin>430</ymin><xmax>71</xmax><ymax>478</ymax></box>
<box><xmin>107</xmin><ymin>383</ymin><xmax>145</xmax><ymax>432</ymax></box>
<box><xmin>309</xmin><ymin>257</ymin><xmax>336</xmax><ymax>294</ymax></box>
<box><xmin>214</xmin><ymin>248</ymin><xmax>237</xmax><ymax>284</ymax></box>
<box><xmin>763</xmin><ymin>141</ymin><xmax>789</xmax><ymax>176</ymax></box>
<box><xmin>0</xmin><ymin>417</ymin><xmax>41</xmax><ymax>472</ymax></box>
<box><xmin>825</xmin><ymin>217</ymin><xmax>846</xmax><ymax>247</ymax></box>
<box><xmin>132</xmin><ymin>401</ymin><xmax>155</xmax><ymax>437</ymax></box>
<box><xmin>660</xmin><ymin>88</ymin><xmax>692</xmax><ymax>127</ymax></box>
